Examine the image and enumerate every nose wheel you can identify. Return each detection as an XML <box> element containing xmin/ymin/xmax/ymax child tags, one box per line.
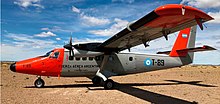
<box><xmin>34</xmin><ymin>77</ymin><xmax>45</xmax><ymax>88</ymax></box>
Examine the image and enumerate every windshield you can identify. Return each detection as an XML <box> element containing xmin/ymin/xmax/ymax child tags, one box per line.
<box><xmin>40</xmin><ymin>50</ymin><xmax>54</xmax><ymax>57</ymax></box>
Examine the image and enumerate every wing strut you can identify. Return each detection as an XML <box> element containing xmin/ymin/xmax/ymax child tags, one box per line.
<box><xmin>182</xmin><ymin>6</ymin><xmax>185</xmax><ymax>15</ymax></box>
<box><xmin>162</xmin><ymin>30</ymin><xmax>170</xmax><ymax>40</ymax></box>
<box><xmin>142</xmin><ymin>40</ymin><xmax>150</xmax><ymax>48</ymax></box>
<box><xmin>196</xmin><ymin>18</ymin><xmax>204</xmax><ymax>30</ymax></box>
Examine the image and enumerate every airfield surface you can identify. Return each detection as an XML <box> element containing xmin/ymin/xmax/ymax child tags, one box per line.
<box><xmin>1</xmin><ymin>62</ymin><xmax>220</xmax><ymax>104</ymax></box>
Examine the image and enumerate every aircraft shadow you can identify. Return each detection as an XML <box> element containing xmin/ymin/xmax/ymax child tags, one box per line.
<box><xmin>24</xmin><ymin>80</ymin><xmax>217</xmax><ymax>104</ymax></box>
<box><xmin>25</xmin><ymin>84</ymin><xmax>96</xmax><ymax>88</ymax></box>
<box><xmin>114</xmin><ymin>82</ymin><xmax>194</xmax><ymax>104</ymax></box>
<box><xmin>165</xmin><ymin>80</ymin><xmax>217</xmax><ymax>87</ymax></box>
<box><xmin>112</xmin><ymin>80</ymin><xmax>216</xmax><ymax>104</ymax></box>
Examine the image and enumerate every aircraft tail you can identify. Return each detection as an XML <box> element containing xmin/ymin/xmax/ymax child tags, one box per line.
<box><xmin>169</xmin><ymin>26</ymin><xmax>197</xmax><ymax>57</ymax></box>
<box><xmin>157</xmin><ymin>26</ymin><xmax>216</xmax><ymax>63</ymax></box>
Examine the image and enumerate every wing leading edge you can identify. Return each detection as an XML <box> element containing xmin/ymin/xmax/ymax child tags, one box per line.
<box><xmin>97</xmin><ymin>4</ymin><xmax>213</xmax><ymax>52</ymax></box>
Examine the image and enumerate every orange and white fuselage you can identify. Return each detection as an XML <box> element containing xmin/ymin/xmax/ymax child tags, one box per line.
<box><xmin>9</xmin><ymin>4</ymin><xmax>215</xmax><ymax>89</ymax></box>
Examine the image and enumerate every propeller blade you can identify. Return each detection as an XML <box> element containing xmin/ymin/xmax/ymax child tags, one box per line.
<box><xmin>64</xmin><ymin>36</ymin><xmax>73</xmax><ymax>50</ymax></box>
<box><xmin>64</xmin><ymin>36</ymin><xmax>74</xmax><ymax>60</ymax></box>
<box><xmin>69</xmin><ymin>36</ymin><xmax>72</xmax><ymax>46</ymax></box>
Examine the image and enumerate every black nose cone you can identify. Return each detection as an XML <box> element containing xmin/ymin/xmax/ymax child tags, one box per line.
<box><xmin>10</xmin><ymin>63</ymin><xmax>16</xmax><ymax>72</ymax></box>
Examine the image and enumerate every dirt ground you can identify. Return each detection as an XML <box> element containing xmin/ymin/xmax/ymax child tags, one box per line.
<box><xmin>1</xmin><ymin>62</ymin><xmax>220</xmax><ymax>104</ymax></box>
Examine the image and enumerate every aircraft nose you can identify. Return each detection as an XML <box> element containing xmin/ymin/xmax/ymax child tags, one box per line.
<box><xmin>10</xmin><ymin>63</ymin><xmax>16</xmax><ymax>72</ymax></box>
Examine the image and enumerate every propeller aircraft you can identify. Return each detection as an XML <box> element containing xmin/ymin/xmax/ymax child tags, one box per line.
<box><xmin>10</xmin><ymin>4</ymin><xmax>216</xmax><ymax>89</ymax></box>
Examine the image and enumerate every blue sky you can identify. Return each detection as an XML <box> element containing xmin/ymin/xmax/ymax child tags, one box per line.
<box><xmin>1</xmin><ymin>0</ymin><xmax>220</xmax><ymax>65</ymax></box>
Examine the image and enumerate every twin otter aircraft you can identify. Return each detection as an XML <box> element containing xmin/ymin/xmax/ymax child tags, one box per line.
<box><xmin>10</xmin><ymin>4</ymin><xmax>216</xmax><ymax>89</ymax></box>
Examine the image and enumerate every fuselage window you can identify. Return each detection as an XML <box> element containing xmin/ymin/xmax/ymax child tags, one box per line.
<box><xmin>109</xmin><ymin>56</ymin><xmax>114</xmax><ymax>61</ymax></box>
<box><xmin>75</xmin><ymin>57</ymin><xmax>80</xmax><ymax>61</ymax></box>
<box><xmin>95</xmin><ymin>56</ymin><xmax>100</xmax><ymax>61</ymax></box>
<box><xmin>89</xmin><ymin>57</ymin><xmax>94</xmax><ymax>61</ymax></box>
<box><xmin>82</xmin><ymin>57</ymin><xmax>87</xmax><ymax>61</ymax></box>
<box><xmin>129</xmin><ymin>57</ymin><xmax>133</xmax><ymax>61</ymax></box>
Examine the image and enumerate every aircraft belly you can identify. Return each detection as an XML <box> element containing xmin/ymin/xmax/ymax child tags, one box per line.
<box><xmin>61</xmin><ymin>71</ymin><xmax>97</xmax><ymax>77</ymax></box>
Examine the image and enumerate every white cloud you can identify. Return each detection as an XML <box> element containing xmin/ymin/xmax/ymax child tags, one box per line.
<box><xmin>5</xmin><ymin>33</ymin><xmax>58</xmax><ymax>49</ymax></box>
<box><xmin>72</xmin><ymin>38</ymin><xmax>105</xmax><ymax>44</ymax></box>
<box><xmin>1</xmin><ymin>44</ymin><xmax>59</xmax><ymax>61</ymax></box>
<box><xmin>41</xmin><ymin>26</ymin><xmax>72</xmax><ymax>32</ymax></box>
<box><xmin>34</xmin><ymin>31</ymin><xmax>56</xmax><ymax>37</ymax></box>
<box><xmin>41</xmin><ymin>27</ymin><xmax>49</xmax><ymax>31</ymax></box>
<box><xmin>72</xmin><ymin>6</ymin><xmax>80</xmax><ymax>13</ymax></box>
<box><xmin>180</xmin><ymin>0</ymin><xmax>220</xmax><ymax>24</ymax></box>
<box><xmin>14</xmin><ymin>0</ymin><xmax>44</xmax><ymax>8</ymax></box>
<box><xmin>207</xmin><ymin>11</ymin><xmax>220</xmax><ymax>24</ymax></box>
<box><xmin>1</xmin><ymin>44</ymin><xmax>40</xmax><ymax>61</ymax></box>
<box><xmin>112</xmin><ymin>0</ymin><xmax>135</xmax><ymax>3</ymax></box>
<box><xmin>80</xmin><ymin>13</ymin><xmax>111</xmax><ymax>26</ymax></box>
<box><xmin>89</xmin><ymin>18</ymin><xmax>129</xmax><ymax>36</ymax></box>
<box><xmin>70</xmin><ymin>6</ymin><xmax>110</xmax><ymax>26</ymax></box>
<box><xmin>181</xmin><ymin>0</ymin><xmax>220</xmax><ymax>8</ymax></box>
<box><xmin>56</xmin><ymin>38</ymin><xmax>61</xmax><ymax>40</ymax></box>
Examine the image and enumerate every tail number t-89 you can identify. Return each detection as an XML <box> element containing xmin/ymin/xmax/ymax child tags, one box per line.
<box><xmin>152</xmin><ymin>59</ymin><xmax>164</xmax><ymax>66</ymax></box>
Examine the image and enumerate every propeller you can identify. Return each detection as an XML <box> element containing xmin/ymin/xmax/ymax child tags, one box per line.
<box><xmin>63</xmin><ymin>36</ymin><xmax>74</xmax><ymax>60</ymax></box>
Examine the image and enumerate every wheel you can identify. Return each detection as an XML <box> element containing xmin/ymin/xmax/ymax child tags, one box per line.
<box><xmin>92</xmin><ymin>76</ymin><xmax>102</xmax><ymax>85</ymax></box>
<box><xmin>34</xmin><ymin>78</ymin><xmax>45</xmax><ymax>88</ymax></box>
<box><xmin>104</xmin><ymin>79</ymin><xmax>114</xmax><ymax>90</ymax></box>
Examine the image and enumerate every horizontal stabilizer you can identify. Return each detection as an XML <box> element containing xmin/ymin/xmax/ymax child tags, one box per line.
<box><xmin>176</xmin><ymin>45</ymin><xmax>216</xmax><ymax>52</ymax></box>
<box><xmin>157</xmin><ymin>45</ymin><xmax>216</xmax><ymax>55</ymax></box>
<box><xmin>157</xmin><ymin>51</ymin><xmax>170</xmax><ymax>55</ymax></box>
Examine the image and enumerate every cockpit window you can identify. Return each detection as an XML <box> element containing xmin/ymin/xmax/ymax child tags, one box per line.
<box><xmin>51</xmin><ymin>52</ymin><xmax>60</xmax><ymax>59</ymax></box>
<box><xmin>40</xmin><ymin>50</ymin><xmax>54</xmax><ymax>57</ymax></box>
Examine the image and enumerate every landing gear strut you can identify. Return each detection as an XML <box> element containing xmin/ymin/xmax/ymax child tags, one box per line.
<box><xmin>34</xmin><ymin>77</ymin><xmax>45</xmax><ymax>88</ymax></box>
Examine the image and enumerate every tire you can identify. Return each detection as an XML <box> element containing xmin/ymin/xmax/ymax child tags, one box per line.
<box><xmin>34</xmin><ymin>78</ymin><xmax>45</xmax><ymax>88</ymax></box>
<box><xmin>104</xmin><ymin>79</ymin><xmax>114</xmax><ymax>90</ymax></box>
<box><xmin>92</xmin><ymin>76</ymin><xmax>102</xmax><ymax>85</ymax></box>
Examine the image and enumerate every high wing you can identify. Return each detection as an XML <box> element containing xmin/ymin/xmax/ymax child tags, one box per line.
<box><xmin>97</xmin><ymin>4</ymin><xmax>213</xmax><ymax>52</ymax></box>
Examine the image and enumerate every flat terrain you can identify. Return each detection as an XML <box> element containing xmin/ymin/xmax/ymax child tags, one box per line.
<box><xmin>1</xmin><ymin>62</ymin><xmax>220</xmax><ymax>104</ymax></box>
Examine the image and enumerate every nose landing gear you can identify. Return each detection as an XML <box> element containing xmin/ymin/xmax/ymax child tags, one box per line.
<box><xmin>34</xmin><ymin>77</ymin><xmax>45</xmax><ymax>88</ymax></box>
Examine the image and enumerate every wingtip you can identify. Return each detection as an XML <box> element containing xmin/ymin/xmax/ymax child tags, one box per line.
<box><xmin>203</xmin><ymin>45</ymin><xmax>217</xmax><ymax>50</ymax></box>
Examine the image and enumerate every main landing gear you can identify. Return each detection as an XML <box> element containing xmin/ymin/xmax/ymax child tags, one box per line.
<box><xmin>34</xmin><ymin>77</ymin><xmax>45</xmax><ymax>88</ymax></box>
<box><xmin>104</xmin><ymin>79</ymin><xmax>114</xmax><ymax>90</ymax></box>
<box><xmin>92</xmin><ymin>76</ymin><xmax>115</xmax><ymax>90</ymax></box>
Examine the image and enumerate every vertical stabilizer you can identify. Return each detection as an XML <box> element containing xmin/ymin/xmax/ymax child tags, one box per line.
<box><xmin>169</xmin><ymin>26</ymin><xmax>197</xmax><ymax>57</ymax></box>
